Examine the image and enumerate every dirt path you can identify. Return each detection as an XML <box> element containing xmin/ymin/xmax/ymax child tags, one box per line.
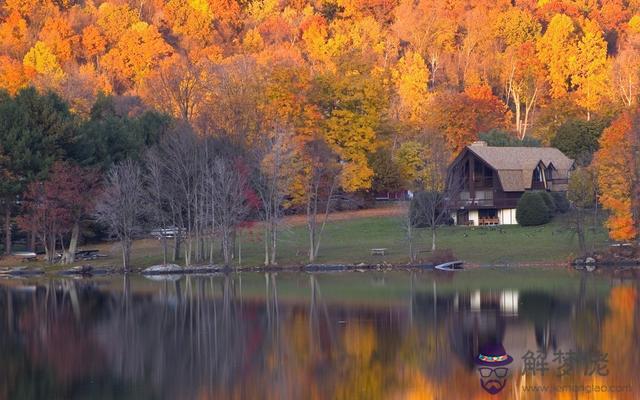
<box><xmin>281</xmin><ymin>203</ymin><xmax>407</xmax><ymax>227</ymax></box>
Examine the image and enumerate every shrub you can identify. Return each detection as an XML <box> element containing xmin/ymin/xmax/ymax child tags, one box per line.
<box><xmin>516</xmin><ymin>191</ymin><xmax>551</xmax><ymax>226</ymax></box>
<box><xmin>538</xmin><ymin>191</ymin><xmax>556</xmax><ymax>213</ymax></box>
<box><xmin>550</xmin><ymin>191</ymin><xmax>570</xmax><ymax>213</ymax></box>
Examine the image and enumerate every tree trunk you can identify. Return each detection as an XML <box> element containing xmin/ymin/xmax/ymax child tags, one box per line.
<box><xmin>4</xmin><ymin>207</ymin><xmax>11</xmax><ymax>255</ymax></box>
<box><xmin>222</xmin><ymin>228</ymin><xmax>232</xmax><ymax>266</ymax></box>
<box><xmin>62</xmin><ymin>221</ymin><xmax>80</xmax><ymax>264</ymax></box>
<box><xmin>28</xmin><ymin>229</ymin><xmax>36</xmax><ymax>252</ymax></box>
<box><xmin>173</xmin><ymin>235</ymin><xmax>180</xmax><ymax>262</ymax></box>
<box><xmin>161</xmin><ymin>236</ymin><xmax>168</xmax><ymax>266</ymax></box>
<box><xmin>122</xmin><ymin>238</ymin><xmax>131</xmax><ymax>272</ymax></box>
<box><xmin>270</xmin><ymin>221</ymin><xmax>277</xmax><ymax>265</ymax></box>
<box><xmin>431</xmin><ymin>227</ymin><xmax>437</xmax><ymax>252</ymax></box>
<box><xmin>576</xmin><ymin>208</ymin><xmax>586</xmax><ymax>256</ymax></box>
<box><xmin>264</xmin><ymin>223</ymin><xmax>270</xmax><ymax>266</ymax></box>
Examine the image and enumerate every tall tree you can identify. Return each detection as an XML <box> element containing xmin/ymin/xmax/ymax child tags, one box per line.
<box><xmin>593</xmin><ymin>111</ymin><xmax>639</xmax><ymax>241</ymax></box>
<box><xmin>0</xmin><ymin>88</ymin><xmax>76</xmax><ymax>255</ymax></box>
<box><xmin>573</xmin><ymin>19</ymin><xmax>610</xmax><ymax>120</ymax></box>
<box><xmin>537</xmin><ymin>14</ymin><xmax>578</xmax><ymax>99</ymax></box>
<box><xmin>94</xmin><ymin>160</ymin><xmax>145</xmax><ymax>271</ymax></box>
<box><xmin>503</xmin><ymin>41</ymin><xmax>545</xmax><ymax>139</ymax></box>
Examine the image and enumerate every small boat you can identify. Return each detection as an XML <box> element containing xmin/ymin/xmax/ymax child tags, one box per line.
<box><xmin>435</xmin><ymin>261</ymin><xmax>464</xmax><ymax>271</ymax></box>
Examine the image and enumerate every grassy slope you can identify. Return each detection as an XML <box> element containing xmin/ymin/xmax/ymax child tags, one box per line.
<box><xmin>121</xmin><ymin>211</ymin><xmax>610</xmax><ymax>268</ymax></box>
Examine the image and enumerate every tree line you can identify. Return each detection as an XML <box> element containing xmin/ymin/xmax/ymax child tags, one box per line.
<box><xmin>0</xmin><ymin>88</ymin><xmax>370</xmax><ymax>269</ymax></box>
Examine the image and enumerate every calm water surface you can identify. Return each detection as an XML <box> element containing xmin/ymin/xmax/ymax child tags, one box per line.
<box><xmin>0</xmin><ymin>268</ymin><xmax>638</xmax><ymax>400</ymax></box>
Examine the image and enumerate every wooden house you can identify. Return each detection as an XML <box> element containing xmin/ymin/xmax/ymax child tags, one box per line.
<box><xmin>447</xmin><ymin>141</ymin><xmax>574</xmax><ymax>226</ymax></box>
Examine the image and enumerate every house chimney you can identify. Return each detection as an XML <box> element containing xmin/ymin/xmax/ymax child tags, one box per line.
<box><xmin>471</xmin><ymin>140</ymin><xmax>487</xmax><ymax>147</ymax></box>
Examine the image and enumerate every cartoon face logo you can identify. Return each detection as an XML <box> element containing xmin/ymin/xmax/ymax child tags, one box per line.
<box><xmin>475</xmin><ymin>343</ymin><xmax>513</xmax><ymax>395</ymax></box>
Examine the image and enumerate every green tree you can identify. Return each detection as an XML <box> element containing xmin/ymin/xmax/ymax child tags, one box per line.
<box><xmin>479</xmin><ymin>129</ymin><xmax>541</xmax><ymax>147</ymax></box>
<box><xmin>72</xmin><ymin>94</ymin><xmax>170</xmax><ymax>169</ymax></box>
<box><xmin>551</xmin><ymin>118</ymin><xmax>608</xmax><ymax>164</ymax></box>
<box><xmin>0</xmin><ymin>87</ymin><xmax>76</xmax><ymax>254</ymax></box>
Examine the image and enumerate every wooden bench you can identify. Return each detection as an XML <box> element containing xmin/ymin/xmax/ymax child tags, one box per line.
<box><xmin>479</xmin><ymin>217</ymin><xmax>499</xmax><ymax>226</ymax></box>
<box><xmin>370</xmin><ymin>248</ymin><xmax>388</xmax><ymax>256</ymax></box>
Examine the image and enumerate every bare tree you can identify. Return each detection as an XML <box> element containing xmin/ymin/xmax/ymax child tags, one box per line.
<box><xmin>143</xmin><ymin>148</ymin><xmax>171</xmax><ymax>265</ymax></box>
<box><xmin>567</xmin><ymin>168</ymin><xmax>597</xmax><ymax>256</ymax></box>
<box><xmin>402</xmin><ymin>203</ymin><xmax>420</xmax><ymax>263</ymax></box>
<box><xmin>407</xmin><ymin>135</ymin><xmax>462</xmax><ymax>252</ymax></box>
<box><xmin>95</xmin><ymin>161</ymin><xmax>145</xmax><ymax>271</ymax></box>
<box><xmin>252</xmin><ymin>125</ymin><xmax>295</xmax><ymax>266</ymax></box>
<box><xmin>157</xmin><ymin>124</ymin><xmax>200</xmax><ymax>266</ymax></box>
<box><xmin>209</xmin><ymin>155</ymin><xmax>254</xmax><ymax>266</ymax></box>
<box><xmin>302</xmin><ymin>139</ymin><xmax>340</xmax><ymax>263</ymax></box>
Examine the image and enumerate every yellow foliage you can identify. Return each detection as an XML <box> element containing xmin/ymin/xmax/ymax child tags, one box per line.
<box><xmin>189</xmin><ymin>0</ymin><xmax>210</xmax><ymax>15</ymax></box>
<box><xmin>537</xmin><ymin>14</ymin><xmax>578</xmax><ymax>98</ymax></box>
<box><xmin>23</xmin><ymin>41</ymin><xmax>65</xmax><ymax>80</ymax></box>
<box><xmin>243</xmin><ymin>29</ymin><xmax>265</xmax><ymax>53</ymax></box>
<box><xmin>392</xmin><ymin>51</ymin><xmax>430</xmax><ymax>125</ymax></box>
<box><xmin>628</xmin><ymin>15</ymin><xmax>640</xmax><ymax>33</ymax></box>
<box><xmin>96</xmin><ymin>3</ymin><xmax>140</xmax><ymax>45</ymax></box>
<box><xmin>248</xmin><ymin>0</ymin><xmax>280</xmax><ymax>22</ymax></box>
<box><xmin>573</xmin><ymin>19</ymin><xmax>611</xmax><ymax>115</ymax></box>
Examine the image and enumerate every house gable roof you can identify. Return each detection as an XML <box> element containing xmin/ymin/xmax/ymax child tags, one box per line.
<box><xmin>454</xmin><ymin>143</ymin><xmax>574</xmax><ymax>192</ymax></box>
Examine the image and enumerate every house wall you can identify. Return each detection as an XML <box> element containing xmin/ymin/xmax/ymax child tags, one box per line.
<box><xmin>498</xmin><ymin>208</ymin><xmax>517</xmax><ymax>225</ymax></box>
<box><xmin>468</xmin><ymin>210</ymin><xmax>479</xmax><ymax>226</ymax></box>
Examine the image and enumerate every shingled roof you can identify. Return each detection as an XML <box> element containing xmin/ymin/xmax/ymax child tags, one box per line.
<box><xmin>458</xmin><ymin>142</ymin><xmax>574</xmax><ymax>192</ymax></box>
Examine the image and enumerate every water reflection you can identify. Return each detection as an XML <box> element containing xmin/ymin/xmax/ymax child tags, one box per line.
<box><xmin>0</xmin><ymin>270</ymin><xmax>637</xmax><ymax>399</ymax></box>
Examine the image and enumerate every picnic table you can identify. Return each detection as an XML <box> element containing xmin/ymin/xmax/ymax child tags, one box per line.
<box><xmin>370</xmin><ymin>248</ymin><xmax>388</xmax><ymax>256</ymax></box>
<box><xmin>12</xmin><ymin>252</ymin><xmax>38</xmax><ymax>262</ymax></box>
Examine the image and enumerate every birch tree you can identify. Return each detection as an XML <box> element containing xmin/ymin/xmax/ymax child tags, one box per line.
<box><xmin>95</xmin><ymin>160</ymin><xmax>145</xmax><ymax>271</ymax></box>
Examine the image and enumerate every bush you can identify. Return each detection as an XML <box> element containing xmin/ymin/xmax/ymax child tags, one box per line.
<box><xmin>538</xmin><ymin>191</ymin><xmax>556</xmax><ymax>213</ymax></box>
<box><xmin>516</xmin><ymin>191</ymin><xmax>551</xmax><ymax>226</ymax></box>
<box><xmin>550</xmin><ymin>191</ymin><xmax>570</xmax><ymax>213</ymax></box>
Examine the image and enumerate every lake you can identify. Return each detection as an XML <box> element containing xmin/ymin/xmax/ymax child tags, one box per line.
<box><xmin>0</xmin><ymin>268</ymin><xmax>638</xmax><ymax>399</ymax></box>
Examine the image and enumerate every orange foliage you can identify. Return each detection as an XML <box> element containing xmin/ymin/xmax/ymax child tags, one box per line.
<box><xmin>38</xmin><ymin>15</ymin><xmax>78</xmax><ymax>63</ymax></box>
<box><xmin>0</xmin><ymin>55</ymin><xmax>28</xmax><ymax>93</ymax></box>
<box><xmin>594</xmin><ymin>111</ymin><xmax>638</xmax><ymax>241</ymax></box>
<box><xmin>429</xmin><ymin>87</ymin><xmax>511</xmax><ymax>154</ymax></box>
<box><xmin>0</xmin><ymin>10</ymin><xmax>29</xmax><ymax>57</ymax></box>
<box><xmin>102</xmin><ymin>22</ymin><xmax>173</xmax><ymax>92</ymax></box>
<box><xmin>81</xmin><ymin>26</ymin><xmax>106</xmax><ymax>63</ymax></box>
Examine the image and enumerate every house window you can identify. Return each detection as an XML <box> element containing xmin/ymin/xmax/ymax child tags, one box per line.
<box><xmin>474</xmin><ymin>163</ymin><xmax>493</xmax><ymax>187</ymax></box>
<box><xmin>533</xmin><ymin>166</ymin><xmax>543</xmax><ymax>182</ymax></box>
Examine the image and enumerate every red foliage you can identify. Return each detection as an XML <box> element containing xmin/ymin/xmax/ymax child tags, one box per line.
<box><xmin>17</xmin><ymin>162</ymin><xmax>100</xmax><ymax>254</ymax></box>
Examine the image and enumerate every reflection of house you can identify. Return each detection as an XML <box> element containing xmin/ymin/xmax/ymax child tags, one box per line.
<box><xmin>448</xmin><ymin>141</ymin><xmax>574</xmax><ymax>226</ymax></box>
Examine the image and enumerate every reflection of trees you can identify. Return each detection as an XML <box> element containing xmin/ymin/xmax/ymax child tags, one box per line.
<box><xmin>0</xmin><ymin>275</ymin><xmax>637</xmax><ymax>399</ymax></box>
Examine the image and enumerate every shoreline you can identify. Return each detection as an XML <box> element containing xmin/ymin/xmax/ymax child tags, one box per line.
<box><xmin>3</xmin><ymin>260</ymin><xmax>640</xmax><ymax>278</ymax></box>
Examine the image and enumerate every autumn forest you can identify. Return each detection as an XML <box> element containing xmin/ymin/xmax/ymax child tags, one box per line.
<box><xmin>1</xmin><ymin>0</ymin><xmax>640</xmax><ymax>266</ymax></box>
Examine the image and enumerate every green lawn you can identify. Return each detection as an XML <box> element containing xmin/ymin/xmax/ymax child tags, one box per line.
<box><xmin>122</xmin><ymin>211</ymin><xmax>612</xmax><ymax>268</ymax></box>
<box><xmin>1</xmin><ymin>211</ymin><xmax>613</xmax><ymax>270</ymax></box>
